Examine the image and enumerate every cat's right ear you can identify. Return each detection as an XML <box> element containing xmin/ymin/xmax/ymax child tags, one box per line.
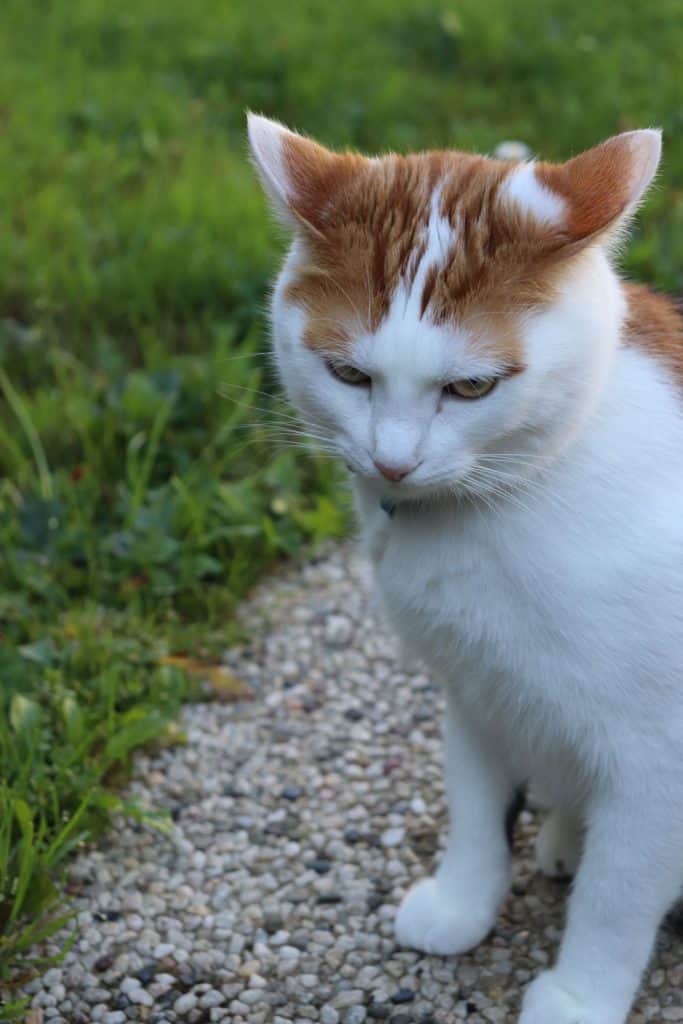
<box><xmin>247</xmin><ymin>113</ymin><xmax>362</xmax><ymax>234</ymax></box>
<box><xmin>508</xmin><ymin>130</ymin><xmax>662</xmax><ymax>246</ymax></box>
<box><xmin>540</xmin><ymin>130</ymin><xmax>662</xmax><ymax>244</ymax></box>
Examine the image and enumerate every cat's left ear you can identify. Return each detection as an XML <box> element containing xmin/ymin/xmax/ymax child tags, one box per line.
<box><xmin>247</xmin><ymin>113</ymin><xmax>364</xmax><ymax>233</ymax></box>
<box><xmin>504</xmin><ymin>130</ymin><xmax>662</xmax><ymax>245</ymax></box>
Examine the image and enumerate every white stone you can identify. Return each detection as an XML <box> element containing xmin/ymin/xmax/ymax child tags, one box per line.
<box><xmin>381</xmin><ymin>827</ymin><xmax>405</xmax><ymax>848</ymax></box>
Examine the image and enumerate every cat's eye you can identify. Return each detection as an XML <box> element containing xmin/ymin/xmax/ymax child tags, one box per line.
<box><xmin>444</xmin><ymin>377</ymin><xmax>498</xmax><ymax>400</ymax></box>
<box><xmin>327</xmin><ymin>362</ymin><xmax>371</xmax><ymax>386</ymax></box>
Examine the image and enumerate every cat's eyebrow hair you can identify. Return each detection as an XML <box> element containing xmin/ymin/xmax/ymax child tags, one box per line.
<box><xmin>436</xmin><ymin>362</ymin><xmax>527</xmax><ymax>385</ymax></box>
<box><xmin>324</xmin><ymin>351</ymin><xmax>368</xmax><ymax>367</ymax></box>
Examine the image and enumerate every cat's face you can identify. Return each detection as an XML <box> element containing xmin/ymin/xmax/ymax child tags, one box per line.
<box><xmin>249</xmin><ymin>117</ymin><xmax>660</xmax><ymax>501</ymax></box>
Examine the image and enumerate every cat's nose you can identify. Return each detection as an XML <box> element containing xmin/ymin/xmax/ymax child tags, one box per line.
<box><xmin>373</xmin><ymin>460</ymin><xmax>415</xmax><ymax>482</ymax></box>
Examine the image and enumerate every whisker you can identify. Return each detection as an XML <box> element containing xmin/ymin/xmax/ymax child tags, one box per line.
<box><xmin>214</xmin><ymin>349</ymin><xmax>273</xmax><ymax>363</ymax></box>
<box><xmin>217</xmin><ymin>379</ymin><xmax>289</xmax><ymax>403</ymax></box>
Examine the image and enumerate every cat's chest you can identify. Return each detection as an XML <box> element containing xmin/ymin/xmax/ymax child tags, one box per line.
<box><xmin>365</xmin><ymin>498</ymin><xmax>579</xmax><ymax>679</ymax></box>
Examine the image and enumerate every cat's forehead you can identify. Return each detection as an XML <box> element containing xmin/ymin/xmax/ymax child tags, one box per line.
<box><xmin>283</xmin><ymin>150</ymin><xmax>563</xmax><ymax>360</ymax></box>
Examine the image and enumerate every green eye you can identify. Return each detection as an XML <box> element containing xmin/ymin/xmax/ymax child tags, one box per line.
<box><xmin>327</xmin><ymin>362</ymin><xmax>372</xmax><ymax>386</ymax></box>
<box><xmin>444</xmin><ymin>377</ymin><xmax>497</xmax><ymax>399</ymax></box>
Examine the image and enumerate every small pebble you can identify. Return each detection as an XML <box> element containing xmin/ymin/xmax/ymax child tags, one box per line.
<box><xmin>381</xmin><ymin>828</ymin><xmax>405</xmax><ymax>848</ymax></box>
<box><xmin>317</xmin><ymin>892</ymin><xmax>343</xmax><ymax>904</ymax></box>
<box><xmin>136</xmin><ymin>963</ymin><xmax>156</xmax><ymax>985</ymax></box>
<box><xmin>308</xmin><ymin>858</ymin><xmax>332</xmax><ymax>874</ymax></box>
<box><xmin>129</xmin><ymin>988</ymin><xmax>153</xmax><ymax>1006</ymax></box>
<box><xmin>281</xmin><ymin>785</ymin><xmax>303</xmax><ymax>801</ymax></box>
<box><xmin>344</xmin><ymin>708</ymin><xmax>364</xmax><ymax>722</ymax></box>
<box><xmin>174</xmin><ymin>992</ymin><xmax>198</xmax><ymax>1014</ymax></box>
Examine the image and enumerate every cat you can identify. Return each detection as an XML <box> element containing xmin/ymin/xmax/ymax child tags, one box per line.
<box><xmin>248</xmin><ymin>112</ymin><xmax>683</xmax><ymax>1024</ymax></box>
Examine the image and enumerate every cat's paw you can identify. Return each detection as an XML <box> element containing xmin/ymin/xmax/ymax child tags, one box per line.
<box><xmin>394</xmin><ymin>877</ymin><xmax>495</xmax><ymax>955</ymax></box>
<box><xmin>535</xmin><ymin>810</ymin><xmax>582</xmax><ymax>879</ymax></box>
<box><xmin>519</xmin><ymin>971</ymin><xmax>619</xmax><ymax>1024</ymax></box>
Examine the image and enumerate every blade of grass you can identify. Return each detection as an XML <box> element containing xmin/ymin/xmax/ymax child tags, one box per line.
<box><xmin>0</xmin><ymin>368</ymin><xmax>53</xmax><ymax>500</ymax></box>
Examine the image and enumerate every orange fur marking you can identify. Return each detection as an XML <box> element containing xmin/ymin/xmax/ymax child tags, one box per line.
<box><xmin>623</xmin><ymin>284</ymin><xmax>683</xmax><ymax>389</ymax></box>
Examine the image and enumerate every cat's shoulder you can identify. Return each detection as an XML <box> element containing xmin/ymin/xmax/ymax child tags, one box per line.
<box><xmin>622</xmin><ymin>282</ymin><xmax>683</xmax><ymax>389</ymax></box>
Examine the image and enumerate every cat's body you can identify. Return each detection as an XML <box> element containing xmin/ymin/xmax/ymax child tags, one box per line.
<box><xmin>363</xmin><ymin>283</ymin><xmax>683</xmax><ymax>798</ymax></box>
<box><xmin>249</xmin><ymin>114</ymin><xmax>683</xmax><ymax>1024</ymax></box>
<box><xmin>365</xmin><ymin>321</ymin><xmax>683</xmax><ymax>797</ymax></box>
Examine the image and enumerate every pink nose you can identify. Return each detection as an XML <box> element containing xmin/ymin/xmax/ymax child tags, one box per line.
<box><xmin>374</xmin><ymin>460</ymin><xmax>414</xmax><ymax>483</ymax></box>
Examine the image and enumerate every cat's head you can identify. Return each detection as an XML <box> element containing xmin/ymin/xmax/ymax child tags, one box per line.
<box><xmin>248</xmin><ymin>115</ymin><xmax>661</xmax><ymax>502</ymax></box>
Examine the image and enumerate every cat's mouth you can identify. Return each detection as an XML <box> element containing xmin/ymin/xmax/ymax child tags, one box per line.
<box><xmin>343</xmin><ymin>448</ymin><xmax>490</xmax><ymax>501</ymax></box>
<box><xmin>362</xmin><ymin>465</ymin><xmax>461</xmax><ymax>502</ymax></box>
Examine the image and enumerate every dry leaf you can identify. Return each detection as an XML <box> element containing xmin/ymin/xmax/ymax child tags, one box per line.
<box><xmin>160</xmin><ymin>656</ymin><xmax>253</xmax><ymax>702</ymax></box>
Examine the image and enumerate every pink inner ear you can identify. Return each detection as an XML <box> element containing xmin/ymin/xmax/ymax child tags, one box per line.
<box><xmin>535</xmin><ymin>131</ymin><xmax>660</xmax><ymax>241</ymax></box>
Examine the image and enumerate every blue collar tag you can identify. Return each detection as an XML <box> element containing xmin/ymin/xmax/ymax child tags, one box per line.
<box><xmin>380</xmin><ymin>497</ymin><xmax>396</xmax><ymax>518</ymax></box>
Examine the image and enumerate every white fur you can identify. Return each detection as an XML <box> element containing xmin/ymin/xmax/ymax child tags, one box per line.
<box><xmin>502</xmin><ymin>161</ymin><xmax>567</xmax><ymax>225</ymax></box>
<box><xmin>620</xmin><ymin>129</ymin><xmax>662</xmax><ymax>210</ymax></box>
<box><xmin>535</xmin><ymin>808</ymin><xmax>583</xmax><ymax>879</ymax></box>
<box><xmin>266</xmin><ymin>154</ymin><xmax>683</xmax><ymax>1024</ymax></box>
<box><xmin>247</xmin><ymin>113</ymin><xmax>303</xmax><ymax>227</ymax></box>
<box><xmin>399</xmin><ymin>185</ymin><xmax>455</xmax><ymax>319</ymax></box>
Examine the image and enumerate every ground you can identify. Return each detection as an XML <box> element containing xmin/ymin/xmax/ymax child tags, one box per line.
<box><xmin>22</xmin><ymin>546</ymin><xmax>683</xmax><ymax>1023</ymax></box>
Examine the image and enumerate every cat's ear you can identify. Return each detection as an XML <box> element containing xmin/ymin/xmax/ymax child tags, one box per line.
<box><xmin>537</xmin><ymin>130</ymin><xmax>662</xmax><ymax>242</ymax></box>
<box><xmin>504</xmin><ymin>130</ymin><xmax>661</xmax><ymax>244</ymax></box>
<box><xmin>247</xmin><ymin>113</ymin><xmax>362</xmax><ymax>233</ymax></box>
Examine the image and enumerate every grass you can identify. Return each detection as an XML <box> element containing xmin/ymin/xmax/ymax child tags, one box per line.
<box><xmin>0</xmin><ymin>0</ymin><xmax>682</xmax><ymax>1012</ymax></box>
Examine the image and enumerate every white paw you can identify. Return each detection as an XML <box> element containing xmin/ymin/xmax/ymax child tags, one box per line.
<box><xmin>394</xmin><ymin>877</ymin><xmax>496</xmax><ymax>955</ymax></box>
<box><xmin>535</xmin><ymin>809</ymin><xmax>582</xmax><ymax>879</ymax></box>
<box><xmin>520</xmin><ymin>971</ymin><xmax>619</xmax><ymax>1024</ymax></box>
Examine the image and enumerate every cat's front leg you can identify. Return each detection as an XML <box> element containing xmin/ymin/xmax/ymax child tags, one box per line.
<box><xmin>395</xmin><ymin>688</ymin><xmax>517</xmax><ymax>955</ymax></box>
<box><xmin>520</xmin><ymin>786</ymin><xmax>683</xmax><ymax>1024</ymax></box>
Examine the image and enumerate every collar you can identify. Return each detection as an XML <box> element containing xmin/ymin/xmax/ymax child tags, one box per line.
<box><xmin>380</xmin><ymin>497</ymin><xmax>397</xmax><ymax>518</ymax></box>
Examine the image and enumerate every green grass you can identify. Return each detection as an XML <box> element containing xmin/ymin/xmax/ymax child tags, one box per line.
<box><xmin>0</xmin><ymin>0</ymin><xmax>682</xmax><ymax>1011</ymax></box>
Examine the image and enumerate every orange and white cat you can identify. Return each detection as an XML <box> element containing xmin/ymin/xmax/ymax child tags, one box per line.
<box><xmin>248</xmin><ymin>113</ymin><xmax>683</xmax><ymax>1024</ymax></box>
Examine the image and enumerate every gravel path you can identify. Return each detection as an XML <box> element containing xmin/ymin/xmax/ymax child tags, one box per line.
<box><xmin>23</xmin><ymin>546</ymin><xmax>683</xmax><ymax>1023</ymax></box>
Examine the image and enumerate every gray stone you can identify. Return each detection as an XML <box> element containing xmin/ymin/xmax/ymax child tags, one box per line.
<box><xmin>174</xmin><ymin>992</ymin><xmax>198</xmax><ymax>1014</ymax></box>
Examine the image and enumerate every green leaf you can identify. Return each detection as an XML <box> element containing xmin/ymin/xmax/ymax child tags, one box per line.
<box><xmin>102</xmin><ymin>711</ymin><xmax>168</xmax><ymax>766</ymax></box>
<box><xmin>60</xmin><ymin>693</ymin><xmax>84</xmax><ymax>744</ymax></box>
<box><xmin>17</xmin><ymin>638</ymin><xmax>58</xmax><ymax>667</ymax></box>
<box><xmin>9</xmin><ymin>696</ymin><xmax>41</xmax><ymax>735</ymax></box>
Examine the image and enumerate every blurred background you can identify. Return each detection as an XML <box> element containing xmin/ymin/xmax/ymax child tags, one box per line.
<box><xmin>0</xmin><ymin>0</ymin><xmax>681</xmax><ymax>1008</ymax></box>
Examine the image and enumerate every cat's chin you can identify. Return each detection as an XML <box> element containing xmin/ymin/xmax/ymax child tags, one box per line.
<box><xmin>354</xmin><ymin>474</ymin><xmax>466</xmax><ymax>507</ymax></box>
